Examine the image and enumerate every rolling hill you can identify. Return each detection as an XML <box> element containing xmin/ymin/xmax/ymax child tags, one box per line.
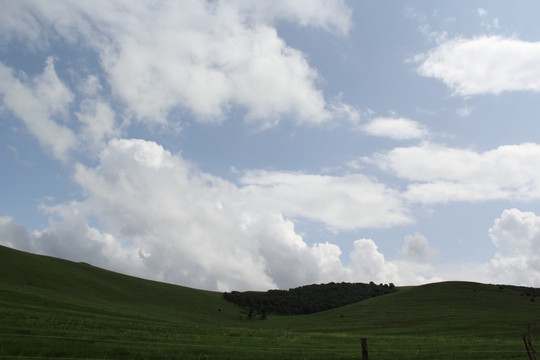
<box><xmin>1</xmin><ymin>244</ymin><xmax>539</xmax><ymax>359</ymax></box>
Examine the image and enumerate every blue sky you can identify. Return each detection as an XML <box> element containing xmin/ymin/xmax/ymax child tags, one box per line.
<box><xmin>2</xmin><ymin>1</ymin><xmax>540</xmax><ymax>291</ymax></box>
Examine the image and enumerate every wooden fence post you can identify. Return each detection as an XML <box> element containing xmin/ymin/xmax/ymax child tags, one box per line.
<box><xmin>361</xmin><ymin>337</ymin><xmax>368</xmax><ymax>360</ymax></box>
<box><xmin>523</xmin><ymin>324</ymin><xmax>537</xmax><ymax>360</ymax></box>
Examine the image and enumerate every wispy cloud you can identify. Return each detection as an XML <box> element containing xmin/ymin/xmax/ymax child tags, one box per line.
<box><xmin>0</xmin><ymin>58</ymin><xmax>77</xmax><ymax>161</ymax></box>
<box><xmin>477</xmin><ymin>8</ymin><xmax>500</xmax><ymax>31</ymax></box>
<box><xmin>456</xmin><ymin>105</ymin><xmax>472</xmax><ymax>118</ymax></box>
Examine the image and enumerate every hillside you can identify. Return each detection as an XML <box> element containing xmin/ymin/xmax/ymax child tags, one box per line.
<box><xmin>2</xmin><ymin>244</ymin><xmax>540</xmax><ymax>359</ymax></box>
<box><xmin>0</xmin><ymin>245</ymin><xmax>239</xmax><ymax>325</ymax></box>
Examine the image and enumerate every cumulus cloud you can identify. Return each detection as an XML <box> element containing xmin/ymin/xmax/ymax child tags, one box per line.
<box><xmin>71</xmin><ymin>138</ymin><xmax>391</xmax><ymax>290</ymax></box>
<box><xmin>362</xmin><ymin>117</ymin><xmax>428</xmax><ymax>140</ymax></box>
<box><xmin>487</xmin><ymin>209</ymin><xmax>540</xmax><ymax>286</ymax></box>
<box><xmin>2</xmin><ymin>139</ymin><xmax>293</xmax><ymax>290</ymax></box>
<box><xmin>348</xmin><ymin>238</ymin><xmax>438</xmax><ymax>285</ymax></box>
<box><xmin>369</xmin><ymin>142</ymin><xmax>540</xmax><ymax>204</ymax></box>
<box><xmin>417</xmin><ymin>36</ymin><xmax>540</xmax><ymax>96</ymax></box>
<box><xmin>0</xmin><ymin>58</ymin><xmax>77</xmax><ymax>161</ymax></box>
<box><xmin>349</xmin><ymin>239</ymin><xmax>398</xmax><ymax>281</ymax></box>
<box><xmin>0</xmin><ymin>214</ymin><xmax>437</xmax><ymax>290</ymax></box>
<box><xmin>1</xmin><ymin>0</ymin><xmax>357</xmax><ymax>128</ymax></box>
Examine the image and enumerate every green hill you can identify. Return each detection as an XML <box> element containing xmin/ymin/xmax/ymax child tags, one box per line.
<box><xmin>1</xmin><ymin>245</ymin><xmax>539</xmax><ymax>359</ymax></box>
<box><xmin>0</xmin><ymin>244</ymin><xmax>239</xmax><ymax>325</ymax></box>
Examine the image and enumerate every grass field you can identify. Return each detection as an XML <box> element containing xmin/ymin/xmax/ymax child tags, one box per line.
<box><xmin>1</xmin><ymin>245</ymin><xmax>539</xmax><ymax>359</ymax></box>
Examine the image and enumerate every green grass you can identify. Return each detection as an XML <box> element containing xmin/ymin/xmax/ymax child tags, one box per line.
<box><xmin>1</xmin><ymin>245</ymin><xmax>539</xmax><ymax>359</ymax></box>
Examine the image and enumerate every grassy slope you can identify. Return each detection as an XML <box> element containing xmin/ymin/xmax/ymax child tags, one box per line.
<box><xmin>0</xmin><ymin>245</ymin><xmax>240</xmax><ymax>324</ymax></box>
<box><xmin>1</xmin><ymin>245</ymin><xmax>539</xmax><ymax>359</ymax></box>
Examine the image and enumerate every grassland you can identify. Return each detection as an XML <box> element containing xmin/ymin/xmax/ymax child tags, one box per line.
<box><xmin>1</xmin><ymin>245</ymin><xmax>539</xmax><ymax>359</ymax></box>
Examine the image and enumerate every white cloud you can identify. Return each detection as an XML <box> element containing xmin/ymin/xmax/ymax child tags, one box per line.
<box><xmin>349</xmin><ymin>239</ymin><xmax>399</xmax><ymax>282</ymax></box>
<box><xmin>240</xmin><ymin>170</ymin><xmax>411</xmax><ymax>230</ymax></box>
<box><xmin>348</xmin><ymin>238</ymin><xmax>438</xmax><ymax>285</ymax></box>
<box><xmin>398</xmin><ymin>233</ymin><xmax>438</xmax><ymax>263</ymax></box>
<box><xmin>71</xmin><ymin>138</ymin><xmax>394</xmax><ymax>290</ymax></box>
<box><xmin>76</xmin><ymin>99</ymin><xmax>119</xmax><ymax>152</ymax></box>
<box><xmin>0</xmin><ymin>216</ymin><xmax>35</xmax><ymax>252</ymax></box>
<box><xmin>369</xmin><ymin>142</ymin><xmax>540</xmax><ymax>204</ymax></box>
<box><xmin>0</xmin><ymin>58</ymin><xmax>77</xmax><ymax>161</ymax></box>
<box><xmin>362</xmin><ymin>117</ymin><xmax>428</xmax><ymax>140</ymax></box>
<box><xmin>78</xmin><ymin>74</ymin><xmax>103</xmax><ymax>97</ymax></box>
<box><xmin>0</xmin><ymin>0</ymin><xmax>47</xmax><ymax>50</ymax></box>
<box><xmin>231</xmin><ymin>0</ymin><xmax>352</xmax><ymax>35</ymax></box>
<box><xmin>2</xmin><ymin>0</ymin><xmax>356</xmax><ymax>128</ymax></box>
<box><xmin>1</xmin><ymin>211</ymin><xmax>436</xmax><ymax>290</ymax></box>
<box><xmin>30</xmin><ymin>138</ymin><xmax>295</xmax><ymax>290</ymax></box>
<box><xmin>476</xmin><ymin>8</ymin><xmax>500</xmax><ymax>31</ymax></box>
<box><xmin>328</xmin><ymin>94</ymin><xmax>362</xmax><ymax>125</ymax></box>
<box><xmin>0</xmin><ymin>212</ymin><xmax>145</xmax><ymax>279</ymax></box>
<box><xmin>417</xmin><ymin>36</ymin><xmax>540</xmax><ymax>96</ymax></box>
<box><xmin>0</xmin><ymin>58</ymin><xmax>122</xmax><ymax>159</ymax></box>
<box><xmin>404</xmin><ymin>7</ymin><xmax>448</xmax><ymax>44</ymax></box>
<box><xmin>75</xmin><ymin>75</ymin><xmax>121</xmax><ymax>152</ymax></box>
<box><xmin>487</xmin><ymin>209</ymin><xmax>540</xmax><ymax>286</ymax></box>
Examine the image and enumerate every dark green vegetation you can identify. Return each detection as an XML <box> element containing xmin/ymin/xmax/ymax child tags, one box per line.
<box><xmin>1</xmin><ymin>245</ymin><xmax>540</xmax><ymax>359</ymax></box>
<box><xmin>224</xmin><ymin>281</ymin><xmax>396</xmax><ymax>316</ymax></box>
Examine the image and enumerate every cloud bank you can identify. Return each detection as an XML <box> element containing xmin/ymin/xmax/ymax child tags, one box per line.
<box><xmin>0</xmin><ymin>138</ymin><xmax>429</xmax><ymax>290</ymax></box>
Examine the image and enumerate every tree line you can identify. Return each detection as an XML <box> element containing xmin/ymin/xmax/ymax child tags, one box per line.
<box><xmin>223</xmin><ymin>281</ymin><xmax>396</xmax><ymax>317</ymax></box>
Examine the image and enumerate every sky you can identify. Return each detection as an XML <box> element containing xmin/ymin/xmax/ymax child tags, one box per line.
<box><xmin>1</xmin><ymin>1</ymin><xmax>540</xmax><ymax>291</ymax></box>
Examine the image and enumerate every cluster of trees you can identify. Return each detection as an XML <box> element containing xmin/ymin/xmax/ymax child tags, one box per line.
<box><xmin>223</xmin><ymin>281</ymin><xmax>396</xmax><ymax>317</ymax></box>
